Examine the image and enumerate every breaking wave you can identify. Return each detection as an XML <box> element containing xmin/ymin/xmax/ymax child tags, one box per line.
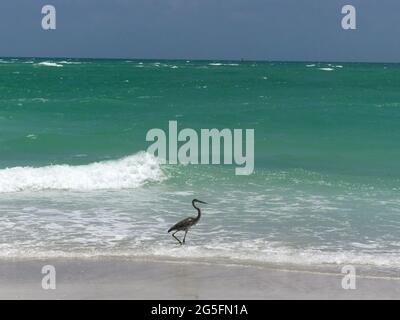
<box><xmin>0</xmin><ymin>152</ymin><xmax>165</xmax><ymax>193</ymax></box>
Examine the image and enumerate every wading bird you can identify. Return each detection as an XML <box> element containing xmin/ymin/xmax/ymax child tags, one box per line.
<box><xmin>168</xmin><ymin>199</ymin><xmax>207</xmax><ymax>245</ymax></box>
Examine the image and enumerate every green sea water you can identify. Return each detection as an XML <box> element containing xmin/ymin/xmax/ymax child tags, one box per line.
<box><xmin>0</xmin><ymin>58</ymin><xmax>400</xmax><ymax>275</ymax></box>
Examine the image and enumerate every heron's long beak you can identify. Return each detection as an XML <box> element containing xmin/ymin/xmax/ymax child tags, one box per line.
<box><xmin>197</xmin><ymin>200</ymin><xmax>208</xmax><ymax>204</ymax></box>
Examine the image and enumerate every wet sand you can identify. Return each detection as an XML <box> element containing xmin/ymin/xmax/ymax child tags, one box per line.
<box><xmin>0</xmin><ymin>258</ymin><xmax>399</xmax><ymax>299</ymax></box>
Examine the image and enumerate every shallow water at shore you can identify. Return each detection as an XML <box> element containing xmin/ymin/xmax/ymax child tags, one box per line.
<box><xmin>1</xmin><ymin>58</ymin><xmax>400</xmax><ymax>275</ymax></box>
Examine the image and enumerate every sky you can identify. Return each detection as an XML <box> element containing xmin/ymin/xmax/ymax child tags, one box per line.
<box><xmin>0</xmin><ymin>0</ymin><xmax>399</xmax><ymax>62</ymax></box>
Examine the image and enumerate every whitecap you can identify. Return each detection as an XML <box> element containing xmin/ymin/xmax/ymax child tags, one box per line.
<box><xmin>59</xmin><ymin>60</ymin><xmax>82</xmax><ymax>65</ymax></box>
<box><xmin>36</xmin><ymin>61</ymin><xmax>63</xmax><ymax>67</ymax></box>
<box><xmin>318</xmin><ymin>67</ymin><xmax>334</xmax><ymax>71</ymax></box>
<box><xmin>0</xmin><ymin>152</ymin><xmax>165</xmax><ymax>193</ymax></box>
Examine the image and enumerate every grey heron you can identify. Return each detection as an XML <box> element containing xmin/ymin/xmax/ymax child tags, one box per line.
<box><xmin>167</xmin><ymin>199</ymin><xmax>207</xmax><ymax>245</ymax></box>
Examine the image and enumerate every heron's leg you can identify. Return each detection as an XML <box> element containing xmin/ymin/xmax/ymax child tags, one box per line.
<box><xmin>172</xmin><ymin>231</ymin><xmax>182</xmax><ymax>245</ymax></box>
<box><xmin>182</xmin><ymin>230</ymin><xmax>188</xmax><ymax>244</ymax></box>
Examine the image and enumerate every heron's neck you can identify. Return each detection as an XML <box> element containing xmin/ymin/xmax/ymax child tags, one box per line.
<box><xmin>192</xmin><ymin>202</ymin><xmax>201</xmax><ymax>220</ymax></box>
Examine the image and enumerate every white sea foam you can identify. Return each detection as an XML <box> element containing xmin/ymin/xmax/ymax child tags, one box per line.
<box><xmin>0</xmin><ymin>152</ymin><xmax>165</xmax><ymax>193</ymax></box>
<box><xmin>59</xmin><ymin>60</ymin><xmax>82</xmax><ymax>65</ymax></box>
<box><xmin>144</xmin><ymin>242</ymin><xmax>400</xmax><ymax>270</ymax></box>
<box><xmin>208</xmin><ymin>63</ymin><xmax>239</xmax><ymax>66</ymax></box>
<box><xmin>319</xmin><ymin>67</ymin><xmax>334</xmax><ymax>71</ymax></box>
<box><xmin>36</xmin><ymin>61</ymin><xmax>63</xmax><ymax>67</ymax></box>
<box><xmin>1</xmin><ymin>240</ymin><xmax>400</xmax><ymax>274</ymax></box>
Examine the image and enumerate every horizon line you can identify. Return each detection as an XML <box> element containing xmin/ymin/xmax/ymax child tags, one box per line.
<box><xmin>0</xmin><ymin>55</ymin><xmax>398</xmax><ymax>65</ymax></box>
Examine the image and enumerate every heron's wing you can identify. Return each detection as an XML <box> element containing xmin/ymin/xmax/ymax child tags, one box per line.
<box><xmin>168</xmin><ymin>217</ymin><xmax>195</xmax><ymax>232</ymax></box>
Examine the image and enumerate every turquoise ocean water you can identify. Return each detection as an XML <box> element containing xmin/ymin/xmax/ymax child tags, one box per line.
<box><xmin>1</xmin><ymin>58</ymin><xmax>400</xmax><ymax>276</ymax></box>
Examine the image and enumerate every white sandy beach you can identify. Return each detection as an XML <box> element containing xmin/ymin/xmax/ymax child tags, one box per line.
<box><xmin>0</xmin><ymin>258</ymin><xmax>399</xmax><ymax>299</ymax></box>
